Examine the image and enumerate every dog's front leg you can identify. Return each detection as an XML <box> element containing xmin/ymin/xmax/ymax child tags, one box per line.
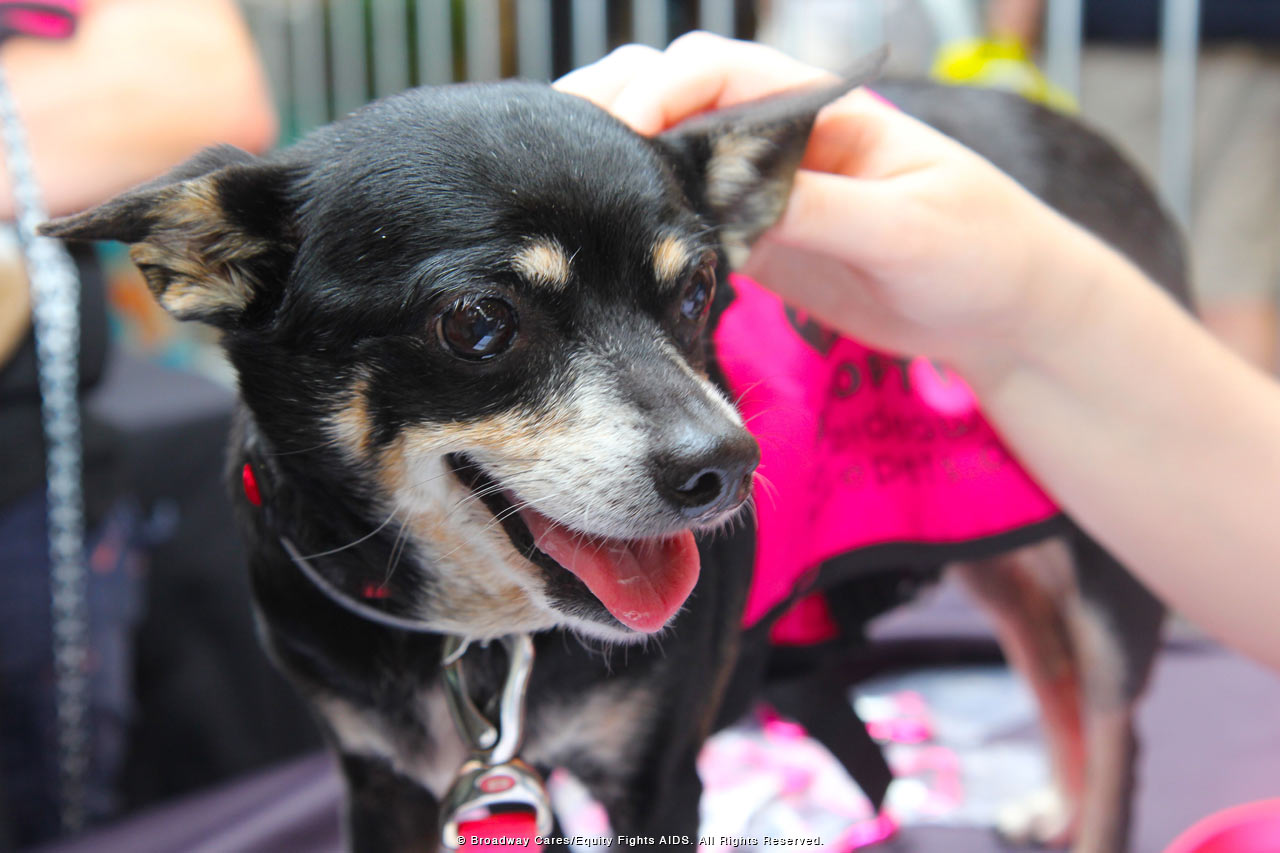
<box><xmin>340</xmin><ymin>753</ymin><xmax>442</xmax><ymax>853</ymax></box>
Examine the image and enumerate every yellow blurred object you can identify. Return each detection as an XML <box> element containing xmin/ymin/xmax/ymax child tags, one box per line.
<box><xmin>932</xmin><ymin>37</ymin><xmax>1077</xmax><ymax>112</ymax></box>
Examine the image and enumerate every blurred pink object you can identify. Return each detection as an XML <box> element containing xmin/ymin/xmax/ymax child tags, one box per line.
<box><xmin>865</xmin><ymin>717</ymin><xmax>931</xmax><ymax>745</ymax></box>
<box><xmin>890</xmin><ymin>746</ymin><xmax>964</xmax><ymax>815</ymax></box>
<box><xmin>760</xmin><ymin>708</ymin><xmax>807</xmax><ymax>741</ymax></box>
<box><xmin>1165</xmin><ymin>799</ymin><xmax>1280</xmax><ymax>853</ymax></box>
<box><xmin>698</xmin><ymin>713</ymin><xmax>895</xmax><ymax>852</ymax></box>
<box><xmin>834</xmin><ymin>813</ymin><xmax>898</xmax><ymax>851</ymax></box>
<box><xmin>860</xmin><ymin>691</ymin><xmax>934</xmax><ymax>744</ymax></box>
<box><xmin>0</xmin><ymin>1</ymin><xmax>79</xmax><ymax>40</ymax></box>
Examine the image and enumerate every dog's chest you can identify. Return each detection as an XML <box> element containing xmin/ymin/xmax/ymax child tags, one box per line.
<box><xmin>321</xmin><ymin>678</ymin><xmax>656</xmax><ymax>801</ymax></box>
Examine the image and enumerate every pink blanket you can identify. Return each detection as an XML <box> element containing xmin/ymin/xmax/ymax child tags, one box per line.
<box><xmin>714</xmin><ymin>275</ymin><xmax>1060</xmax><ymax>640</ymax></box>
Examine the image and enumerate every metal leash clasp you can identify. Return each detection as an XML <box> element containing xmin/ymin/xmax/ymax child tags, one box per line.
<box><xmin>440</xmin><ymin>634</ymin><xmax>552</xmax><ymax>848</ymax></box>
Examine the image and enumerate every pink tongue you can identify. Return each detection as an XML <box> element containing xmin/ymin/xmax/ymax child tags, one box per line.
<box><xmin>520</xmin><ymin>509</ymin><xmax>700</xmax><ymax>633</ymax></box>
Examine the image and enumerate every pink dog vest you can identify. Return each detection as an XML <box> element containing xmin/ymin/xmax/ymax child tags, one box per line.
<box><xmin>714</xmin><ymin>275</ymin><xmax>1061</xmax><ymax>642</ymax></box>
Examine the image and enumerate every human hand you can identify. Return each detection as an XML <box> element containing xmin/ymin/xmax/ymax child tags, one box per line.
<box><xmin>556</xmin><ymin>33</ymin><xmax>1107</xmax><ymax>386</ymax></box>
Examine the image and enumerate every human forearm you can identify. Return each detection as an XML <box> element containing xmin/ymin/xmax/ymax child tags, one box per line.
<box><xmin>965</xmin><ymin>229</ymin><xmax>1280</xmax><ymax>667</ymax></box>
<box><xmin>0</xmin><ymin>0</ymin><xmax>277</xmax><ymax>218</ymax></box>
<box><xmin>559</xmin><ymin>34</ymin><xmax>1280</xmax><ymax>666</ymax></box>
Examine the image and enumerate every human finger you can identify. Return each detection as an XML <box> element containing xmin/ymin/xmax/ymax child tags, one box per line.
<box><xmin>553</xmin><ymin>43</ymin><xmax>663</xmax><ymax>113</ymax></box>
<box><xmin>755</xmin><ymin>169</ymin><xmax>916</xmax><ymax>269</ymax></box>
<box><xmin>800</xmin><ymin>89</ymin><xmax>960</xmax><ymax>181</ymax></box>
<box><xmin>609</xmin><ymin>31</ymin><xmax>833</xmax><ymax>134</ymax></box>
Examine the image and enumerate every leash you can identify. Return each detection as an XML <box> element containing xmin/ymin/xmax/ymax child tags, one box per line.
<box><xmin>440</xmin><ymin>634</ymin><xmax>552</xmax><ymax>850</ymax></box>
<box><xmin>247</xmin><ymin>463</ymin><xmax>552</xmax><ymax>850</ymax></box>
<box><xmin>0</xmin><ymin>1</ymin><xmax>89</xmax><ymax>834</ymax></box>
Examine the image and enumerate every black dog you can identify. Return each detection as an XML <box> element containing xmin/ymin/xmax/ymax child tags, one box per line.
<box><xmin>45</xmin><ymin>50</ymin><xmax>1186</xmax><ymax>852</ymax></box>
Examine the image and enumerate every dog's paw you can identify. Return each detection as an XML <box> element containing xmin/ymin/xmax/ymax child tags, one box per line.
<box><xmin>996</xmin><ymin>787</ymin><xmax>1076</xmax><ymax>848</ymax></box>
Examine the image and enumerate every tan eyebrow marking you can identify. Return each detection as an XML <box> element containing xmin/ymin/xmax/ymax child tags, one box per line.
<box><xmin>652</xmin><ymin>233</ymin><xmax>693</xmax><ymax>286</ymax></box>
<box><xmin>512</xmin><ymin>238</ymin><xmax>572</xmax><ymax>289</ymax></box>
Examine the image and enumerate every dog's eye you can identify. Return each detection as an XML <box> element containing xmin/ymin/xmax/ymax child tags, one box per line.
<box><xmin>438</xmin><ymin>297</ymin><xmax>518</xmax><ymax>360</ymax></box>
<box><xmin>679</xmin><ymin>265</ymin><xmax>715</xmax><ymax>324</ymax></box>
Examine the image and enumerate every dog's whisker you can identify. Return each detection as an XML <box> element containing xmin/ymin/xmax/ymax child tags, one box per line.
<box><xmin>431</xmin><ymin>491</ymin><xmax>571</xmax><ymax>564</ymax></box>
<box><xmin>429</xmin><ymin>509</ymin><xmax>525</xmax><ymax>564</ymax></box>
<box><xmin>264</xmin><ymin>436</ymin><xmax>345</xmax><ymax>457</ymax></box>
<box><xmin>393</xmin><ymin>459</ymin><xmax>504</xmax><ymax>499</ymax></box>
<box><xmin>738</xmin><ymin>495</ymin><xmax>760</xmax><ymax>532</ymax></box>
<box><xmin>424</xmin><ymin>464</ymin><xmax>555</xmax><ymax>523</ymax></box>
<box><xmin>297</xmin><ymin>507</ymin><xmax>402</xmax><ymax>561</ymax></box>
<box><xmin>690</xmin><ymin>222</ymin><xmax>722</xmax><ymax>240</ymax></box>
<box><xmin>380</xmin><ymin>521</ymin><xmax>412</xmax><ymax>586</ymax></box>
<box><xmin>732</xmin><ymin>378</ymin><xmax>769</xmax><ymax>409</ymax></box>
<box><xmin>752</xmin><ymin>471</ymin><xmax>780</xmax><ymax>511</ymax></box>
<box><xmin>395</xmin><ymin>455</ymin><xmax>552</xmax><ymax>494</ymax></box>
<box><xmin>740</xmin><ymin>404</ymin><xmax>787</xmax><ymax>428</ymax></box>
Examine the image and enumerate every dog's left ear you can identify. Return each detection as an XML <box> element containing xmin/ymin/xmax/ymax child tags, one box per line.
<box><xmin>39</xmin><ymin>144</ymin><xmax>296</xmax><ymax>328</ymax></box>
<box><xmin>659</xmin><ymin>46</ymin><xmax>888</xmax><ymax>267</ymax></box>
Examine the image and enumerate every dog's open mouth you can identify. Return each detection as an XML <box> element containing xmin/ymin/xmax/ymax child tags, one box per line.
<box><xmin>446</xmin><ymin>454</ymin><xmax>700</xmax><ymax>633</ymax></box>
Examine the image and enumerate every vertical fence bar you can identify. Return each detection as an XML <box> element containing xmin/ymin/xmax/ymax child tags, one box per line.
<box><xmin>329</xmin><ymin>0</ymin><xmax>368</xmax><ymax>116</ymax></box>
<box><xmin>516</xmin><ymin>0</ymin><xmax>553</xmax><ymax>80</ymax></box>
<box><xmin>466</xmin><ymin>0</ymin><xmax>503</xmax><ymax>81</ymax></box>
<box><xmin>632</xmin><ymin>0</ymin><xmax>668</xmax><ymax>48</ymax></box>
<box><xmin>1044</xmin><ymin>0</ymin><xmax>1083</xmax><ymax>102</ymax></box>
<box><xmin>372</xmin><ymin>0</ymin><xmax>410</xmax><ymax>96</ymax></box>
<box><xmin>858</xmin><ymin>0</ymin><xmax>885</xmax><ymax>54</ymax></box>
<box><xmin>289</xmin><ymin>0</ymin><xmax>329</xmax><ymax>131</ymax></box>
<box><xmin>1159</xmin><ymin>0</ymin><xmax>1200</xmax><ymax>226</ymax></box>
<box><xmin>571</xmin><ymin>0</ymin><xmax>608</xmax><ymax>69</ymax></box>
<box><xmin>416</xmin><ymin>0</ymin><xmax>453</xmax><ymax>84</ymax></box>
<box><xmin>244</xmin><ymin>2</ymin><xmax>291</xmax><ymax>136</ymax></box>
<box><xmin>917</xmin><ymin>0</ymin><xmax>981</xmax><ymax>45</ymax></box>
<box><xmin>700</xmin><ymin>0</ymin><xmax>735</xmax><ymax>36</ymax></box>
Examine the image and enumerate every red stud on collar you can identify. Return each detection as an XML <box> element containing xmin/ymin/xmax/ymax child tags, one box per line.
<box><xmin>242</xmin><ymin>463</ymin><xmax>262</xmax><ymax>507</ymax></box>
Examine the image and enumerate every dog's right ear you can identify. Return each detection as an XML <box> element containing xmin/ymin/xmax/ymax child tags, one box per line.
<box><xmin>40</xmin><ymin>144</ymin><xmax>295</xmax><ymax>328</ymax></box>
<box><xmin>658</xmin><ymin>46</ymin><xmax>888</xmax><ymax>268</ymax></box>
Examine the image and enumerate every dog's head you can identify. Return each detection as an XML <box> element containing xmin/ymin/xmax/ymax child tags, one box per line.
<box><xmin>44</xmin><ymin>53</ymin><xmax>883</xmax><ymax>642</ymax></box>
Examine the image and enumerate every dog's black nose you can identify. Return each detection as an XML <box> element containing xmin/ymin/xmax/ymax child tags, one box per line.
<box><xmin>654</xmin><ymin>431</ymin><xmax>760</xmax><ymax>520</ymax></box>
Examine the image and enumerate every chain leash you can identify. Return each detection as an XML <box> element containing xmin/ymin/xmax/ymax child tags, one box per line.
<box><xmin>0</xmin><ymin>63</ymin><xmax>91</xmax><ymax>834</ymax></box>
